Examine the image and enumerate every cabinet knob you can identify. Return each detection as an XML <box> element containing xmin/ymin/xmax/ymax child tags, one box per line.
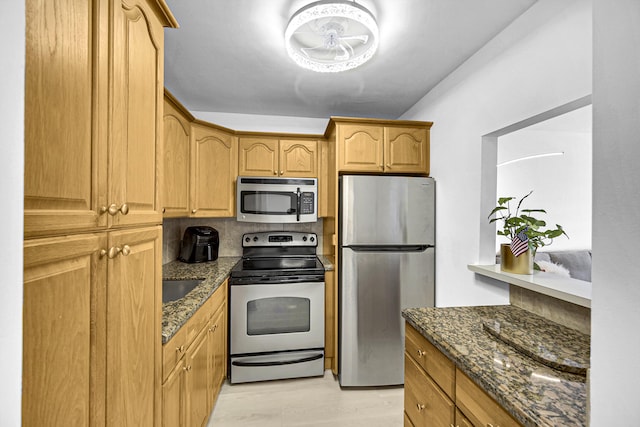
<box><xmin>121</xmin><ymin>245</ymin><xmax>131</xmax><ymax>256</ymax></box>
<box><xmin>183</xmin><ymin>365</ymin><xmax>192</xmax><ymax>372</ymax></box>
<box><xmin>280</xmin><ymin>170</ymin><xmax>283</xmax><ymax>175</ymax></box>
<box><xmin>176</xmin><ymin>345</ymin><xmax>185</xmax><ymax>353</ymax></box>
<box><xmin>99</xmin><ymin>249</ymin><xmax>107</xmax><ymax>257</ymax></box>
<box><xmin>107</xmin><ymin>246</ymin><xmax>121</xmax><ymax>259</ymax></box>
<box><xmin>416</xmin><ymin>403</ymin><xmax>425</xmax><ymax>412</ymax></box>
<box><xmin>192</xmin><ymin>209</ymin><xmax>197</xmax><ymax>214</ymax></box>
<box><xmin>273</xmin><ymin>171</ymin><xmax>277</xmax><ymax>175</ymax></box>
<box><xmin>99</xmin><ymin>206</ymin><xmax>108</xmax><ymax>214</ymax></box>
<box><xmin>417</xmin><ymin>349</ymin><xmax>425</xmax><ymax>358</ymax></box>
<box><xmin>108</xmin><ymin>203</ymin><xmax>129</xmax><ymax>216</ymax></box>
<box><xmin>162</xmin><ymin>207</ymin><xmax>166</xmax><ymax>214</ymax></box>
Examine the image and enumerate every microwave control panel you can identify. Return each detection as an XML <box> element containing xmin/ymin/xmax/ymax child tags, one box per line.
<box><xmin>300</xmin><ymin>192</ymin><xmax>315</xmax><ymax>214</ymax></box>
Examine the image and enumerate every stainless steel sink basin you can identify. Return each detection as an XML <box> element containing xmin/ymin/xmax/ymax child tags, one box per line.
<box><xmin>162</xmin><ymin>279</ymin><xmax>203</xmax><ymax>304</ymax></box>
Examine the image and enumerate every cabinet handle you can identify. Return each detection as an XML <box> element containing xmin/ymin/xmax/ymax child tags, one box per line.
<box><xmin>162</xmin><ymin>207</ymin><xmax>166</xmax><ymax>214</ymax></box>
<box><xmin>99</xmin><ymin>249</ymin><xmax>107</xmax><ymax>258</ymax></box>
<box><xmin>417</xmin><ymin>349</ymin><xmax>425</xmax><ymax>358</ymax></box>
<box><xmin>176</xmin><ymin>345</ymin><xmax>185</xmax><ymax>353</ymax></box>
<box><xmin>183</xmin><ymin>365</ymin><xmax>192</xmax><ymax>372</ymax></box>
<box><xmin>416</xmin><ymin>403</ymin><xmax>425</xmax><ymax>412</ymax></box>
<box><xmin>107</xmin><ymin>246</ymin><xmax>121</xmax><ymax>259</ymax></box>
<box><xmin>487</xmin><ymin>424</ymin><xmax>495</xmax><ymax>427</ymax></box>
<box><xmin>280</xmin><ymin>170</ymin><xmax>283</xmax><ymax>175</ymax></box>
<box><xmin>99</xmin><ymin>206</ymin><xmax>108</xmax><ymax>214</ymax></box>
<box><xmin>121</xmin><ymin>245</ymin><xmax>131</xmax><ymax>256</ymax></box>
<box><xmin>191</xmin><ymin>209</ymin><xmax>197</xmax><ymax>214</ymax></box>
<box><xmin>108</xmin><ymin>203</ymin><xmax>129</xmax><ymax>216</ymax></box>
<box><xmin>273</xmin><ymin>171</ymin><xmax>277</xmax><ymax>175</ymax></box>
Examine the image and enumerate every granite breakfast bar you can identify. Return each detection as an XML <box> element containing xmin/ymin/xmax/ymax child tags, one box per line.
<box><xmin>402</xmin><ymin>305</ymin><xmax>589</xmax><ymax>426</ymax></box>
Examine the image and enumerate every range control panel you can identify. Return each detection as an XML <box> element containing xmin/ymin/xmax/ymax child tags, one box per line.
<box><xmin>242</xmin><ymin>231</ymin><xmax>317</xmax><ymax>247</ymax></box>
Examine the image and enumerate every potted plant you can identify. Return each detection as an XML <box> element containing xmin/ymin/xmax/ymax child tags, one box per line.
<box><xmin>488</xmin><ymin>191</ymin><xmax>568</xmax><ymax>274</ymax></box>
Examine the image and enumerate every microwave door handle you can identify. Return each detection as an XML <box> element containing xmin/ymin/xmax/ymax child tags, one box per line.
<box><xmin>296</xmin><ymin>187</ymin><xmax>301</xmax><ymax>222</ymax></box>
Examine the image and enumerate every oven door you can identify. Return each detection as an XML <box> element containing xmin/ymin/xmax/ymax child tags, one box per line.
<box><xmin>230</xmin><ymin>281</ymin><xmax>325</xmax><ymax>355</ymax></box>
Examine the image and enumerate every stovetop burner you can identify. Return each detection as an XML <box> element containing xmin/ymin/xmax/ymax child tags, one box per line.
<box><xmin>230</xmin><ymin>232</ymin><xmax>324</xmax><ymax>284</ymax></box>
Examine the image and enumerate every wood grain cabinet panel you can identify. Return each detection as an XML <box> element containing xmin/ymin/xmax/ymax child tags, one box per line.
<box><xmin>338</xmin><ymin>124</ymin><xmax>384</xmax><ymax>172</ymax></box>
<box><xmin>404</xmin><ymin>353</ymin><xmax>455</xmax><ymax>427</ymax></box>
<box><xmin>163</xmin><ymin>93</ymin><xmax>192</xmax><ymax>217</ymax></box>
<box><xmin>239</xmin><ymin>137</ymin><xmax>318</xmax><ymax>177</ymax></box>
<box><xmin>106</xmin><ymin>226</ymin><xmax>162</xmax><ymax>427</ymax></box>
<box><xmin>23</xmin><ymin>234</ymin><xmax>107</xmax><ymax>427</ymax></box>
<box><xmin>24</xmin><ymin>0</ymin><xmax>107</xmax><ymax>238</ymax></box>
<box><xmin>162</xmin><ymin>357</ymin><xmax>186</xmax><ymax>427</ymax></box>
<box><xmin>279</xmin><ymin>139</ymin><xmax>318</xmax><ymax>177</ymax></box>
<box><xmin>190</xmin><ymin>124</ymin><xmax>238</xmax><ymax>217</ymax></box>
<box><xmin>385</xmin><ymin>126</ymin><xmax>429</xmax><ymax>174</ymax></box>
<box><xmin>238</xmin><ymin>137</ymin><xmax>279</xmax><ymax>176</ymax></box>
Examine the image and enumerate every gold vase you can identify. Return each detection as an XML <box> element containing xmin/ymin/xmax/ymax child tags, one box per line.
<box><xmin>500</xmin><ymin>243</ymin><xmax>533</xmax><ymax>274</ymax></box>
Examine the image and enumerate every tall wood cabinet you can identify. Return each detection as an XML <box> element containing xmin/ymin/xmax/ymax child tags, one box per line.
<box><xmin>23</xmin><ymin>0</ymin><xmax>176</xmax><ymax>426</ymax></box>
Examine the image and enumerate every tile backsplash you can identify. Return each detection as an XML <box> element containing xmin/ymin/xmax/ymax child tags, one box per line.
<box><xmin>163</xmin><ymin>217</ymin><xmax>324</xmax><ymax>264</ymax></box>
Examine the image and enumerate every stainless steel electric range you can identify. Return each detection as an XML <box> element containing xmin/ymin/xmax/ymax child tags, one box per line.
<box><xmin>228</xmin><ymin>231</ymin><xmax>325</xmax><ymax>384</ymax></box>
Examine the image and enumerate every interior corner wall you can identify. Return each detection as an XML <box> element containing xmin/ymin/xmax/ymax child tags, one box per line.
<box><xmin>0</xmin><ymin>1</ymin><xmax>24</xmax><ymax>424</ymax></box>
<box><xmin>591</xmin><ymin>0</ymin><xmax>640</xmax><ymax>422</ymax></box>
<box><xmin>399</xmin><ymin>0</ymin><xmax>592</xmax><ymax>307</ymax></box>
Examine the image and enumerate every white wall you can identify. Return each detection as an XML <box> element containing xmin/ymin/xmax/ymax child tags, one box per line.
<box><xmin>191</xmin><ymin>111</ymin><xmax>328</xmax><ymax>134</ymax></box>
<box><xmin>497</xmin><ymin>115</ymin><xmax>592</xmax><ymax>252</ymax></box>
<box><xmin>400</xmin><ymin>0</ymin><xmax>592</xmax><ymax>307</ymax></box>
<box><xmin>0</xmin><ymin>2</ymin><xmax>24</xmax><ymax>425</ymax></box>
<box><xmin>591</xmin><ymin>0</ymin><xmax>640</xmax><ymax>422</ymax></box>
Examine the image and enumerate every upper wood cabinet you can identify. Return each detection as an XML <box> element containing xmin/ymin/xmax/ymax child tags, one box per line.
<box><xmin>24</xmin><ymin>0</ymin><xmax>175</xmax><ymax>238</ymax></box>
<box><xmin>190</xmin><ymin>122</ymin><xmax>238</xmax><ymax>217</ymax></box>
<box><xmin>239</xmin><ymin>137</ymin><xmax>318</xmax><ymax>177</ymax></box>
<box><xmin>333</xmin><ymin>118</ymin><xmax>432</xmax><ymax>175</ymax></box>
<box><xmin>163</xmin><ymin>91</ymin><xmax>193</xmax><ymax>218</ymax></box>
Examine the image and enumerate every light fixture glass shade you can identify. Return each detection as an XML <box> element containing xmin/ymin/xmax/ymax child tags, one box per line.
<box><xmin>285</xmin><ymin>1</ymin><xmax>379</xmax><ymax>73</ymax></box>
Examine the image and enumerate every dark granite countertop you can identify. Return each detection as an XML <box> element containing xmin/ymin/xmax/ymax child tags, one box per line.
<box><xmin>162</xmin><ymin>257</ymin><xmax>239</xmax><ymax>344</ymax></box>
<box><xmin>402</xmin><ymin>305</ymin><xmax>588</xmax><ymax>427</ymax></box>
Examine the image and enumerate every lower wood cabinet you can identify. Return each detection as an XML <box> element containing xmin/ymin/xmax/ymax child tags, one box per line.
<box><xmin>162</xmin><ymin>281</ymin><xmax>227</xmax><ymax>426</ymax></box>
<box><xmin>404</xmin><ymin>323</ymin><xmax>523</xmax><ymax>427</ymax></box>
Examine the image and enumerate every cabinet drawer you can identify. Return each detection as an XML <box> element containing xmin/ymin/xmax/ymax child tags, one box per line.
<box><xmin>404</xmin><ymin>353</ymin><xmax>455</xmax><ymax>427</ymax></box>
<box><xmin>163</xmin><ymin>321</ymin><xmax>188</xmax><ymax>383</ymax></box>
<box><xmin>456</xmin><ymin>368</ymin><xmax>522</xmax><ymax>427</ymax></box>
<box><xmin>405</xmin><ymin>323</ymin><xmax>455</xmax><ymax>398</ymax></box>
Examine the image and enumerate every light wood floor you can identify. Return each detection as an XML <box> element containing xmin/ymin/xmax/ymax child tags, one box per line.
<box><xmin>207</xmin><ymin>370</ymin><xmax>404</xmax><ymax>426</ymax></box>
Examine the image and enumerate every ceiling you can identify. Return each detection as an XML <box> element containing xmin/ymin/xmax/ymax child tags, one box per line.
<box><xmin>164</xmin><ymin>0</ymin><xmax>537</xmax><ymax>120</ymax></box>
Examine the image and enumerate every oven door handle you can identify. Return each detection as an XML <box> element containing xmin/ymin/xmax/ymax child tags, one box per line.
<box><xmin>231</xmin><ymin>352</ymin><xmax>323</xmax><ymax>367</ymax></box>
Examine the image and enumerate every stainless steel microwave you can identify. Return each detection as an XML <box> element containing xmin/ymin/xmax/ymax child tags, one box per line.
<box><xmin>236</xmin><ymin>176</ymin><xmax>318</xmax><ymax>223</ymax></box>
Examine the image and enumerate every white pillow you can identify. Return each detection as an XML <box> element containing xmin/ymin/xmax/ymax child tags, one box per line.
<box><xmin>537</xmin><ymin>260</ymin><xmax>570</xmax><ymax>277</ymax></box>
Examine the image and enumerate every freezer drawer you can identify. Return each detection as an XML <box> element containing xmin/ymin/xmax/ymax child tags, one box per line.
<box><xmin>339</xmin><ymin>246</ymin><xmax>435</xmax><ymax>386</ymax></box>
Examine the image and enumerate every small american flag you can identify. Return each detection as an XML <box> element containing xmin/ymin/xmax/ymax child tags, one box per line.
<box><xmin>510</xmin><ymin>228</ymin><xmax>529</xmax><ymax>257</ymax></box>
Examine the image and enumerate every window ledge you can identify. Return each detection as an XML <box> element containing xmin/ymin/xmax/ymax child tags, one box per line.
<box><xmin>468</xmin><ymin>264</ymin><xmax>592</xmax><ymax>308</ymax></box>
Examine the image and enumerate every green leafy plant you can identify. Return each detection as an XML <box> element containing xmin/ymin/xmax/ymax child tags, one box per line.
<box><xmin>488</xmin><ymin>191</ymin><xmax>568</xmax><ymax>259</ymax></box>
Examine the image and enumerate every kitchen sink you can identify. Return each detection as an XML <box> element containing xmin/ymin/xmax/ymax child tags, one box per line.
<box><xmin>162</xmin><ymin>279</ymin><xmax>203</xmax><ymax>304</ymax></box>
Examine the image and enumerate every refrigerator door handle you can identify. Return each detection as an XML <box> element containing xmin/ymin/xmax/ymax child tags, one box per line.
<box><xmin>345</xmin><ymin>245</ymin><xmax>431</xmax><ymax>252</ymax></box>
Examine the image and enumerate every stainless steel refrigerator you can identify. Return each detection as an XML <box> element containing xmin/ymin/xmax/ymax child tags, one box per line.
<box><xmin>339</xmin><ymin>175</ymin><xmax>435</xmax><ymax>387</ymax></box>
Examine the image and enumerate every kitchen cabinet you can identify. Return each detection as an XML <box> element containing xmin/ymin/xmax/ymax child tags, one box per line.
<box><xmin>163</xmin><ymin>90</ymin><xmax>194</xmax><ymax>218</ymax></box>
<box><xmin>238</xmin><ymin>136</ymin><xmax>318</xmax><ymax>177</ymax></box>
<box><xmin>162</xmin><ymin>282</ymin><xmax>227</xmax><ymax>427</ymax></box>
<box><xmin>190</xmin><ymin>122</ymin><xmax>238</xmax><ymax>217</ymax></box>
<box><xmin>324</xmin><ymin>270</ymin><xmax>336</xmax><ymax>372</ymax></box>
<box><xmin>404</xmin><ymin>323</ymin><xmax>523</xmax><ymax>427</ymax></box>
<box><xmin>333</xmin><ymin>118</ymin><xmax>431</xmax><ymax>175</ymax></box>
<box><xmin>23</xmin><ymin>0</ymin><xmax>176</xmax><ymax>425</ymax></box>
<box><xmin>24</xmin><ymin>0</ymin><xmax>172</xmax><ymax>238</ymax></box>
<box><xmin>23</xmin><ymin>233</ymin><xmax>107</xmax><ymax>427</ymax></box>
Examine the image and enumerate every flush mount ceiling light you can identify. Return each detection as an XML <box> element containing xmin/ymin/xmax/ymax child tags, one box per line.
<box><xmin>285</xmin><ymin>0</ymin><xmax>379</xmax><ymax>73</ymax></box>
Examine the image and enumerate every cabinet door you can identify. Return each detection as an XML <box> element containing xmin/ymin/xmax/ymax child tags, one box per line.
<box><xmin>163</xmin><ymin>96</ymin><xmax>191</xmax><ymax>217</ymax></box>
<box><xmin>238</xmin><ymin>137</ymin><xmax>279</xmax><ymax>176</ymax></box>
<box><xmin>404</xmin><ymin>354</ymin><xmax>455</xmax><ymax>427</ymax></box>
<box><xmin>162</xmin><ymin>357</ymin><xmax>186</xmax><ymax>427</ymax></box>
<box><xmin>209</xmin><ymin>304</ymin><xmax>227</xmax><ymax>407</ymax></box>
<box><xmin>23</xmin><ymin>233</ymin><xmax>107</xmax><ymax>427</ymax></box>
<box><xmin>191</xmin><ymin>124</ymin><xmax>238</xmax><ymax>217</ymax></box>
<box><xmin>384</xmin><ymin>126</ymin><xmax>429</xmax><ymax>174</ymax></box>
<box><xmin>338</xmin><ymin>124</ymin><xmax>384</xmax><ymax>172</ymax></box>
<box><xmin>106</xmin><ymin>226</ymin><xmax>162</xmax><ymax>427</ymax></box>
<box><xmin>456</xmin><ymin>408</ymin><xmax>474</xmax><ymax>427</ymax></box>
<box><xmin>110</xmin><ymin>0</ymin><xmax>164</xmax><ymax>228</ymax></box>
<box><xmin>24</xmin><ymin>0</ymin><xmax>108</xmax><ymax>238</ymax></box>
<box><xmin>279</xmin><ymin>139</ymin><xmax>318</xmax><ymax>177</ymax></box>
<box><xmin>185</xmin><ymin>328</ymin><xmax>212</xmax><ymax>427</ymax></box>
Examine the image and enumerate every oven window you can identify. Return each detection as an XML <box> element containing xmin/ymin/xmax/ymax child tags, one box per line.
<box><xmin>241</xmin><ymin>191</ymin><xmax>295</xmax><ymax>215</ymax></box>
<box><xmin>246</xmin><ymin>297</ymin><xmax>310</xmax><ymax>335</ymax></box>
